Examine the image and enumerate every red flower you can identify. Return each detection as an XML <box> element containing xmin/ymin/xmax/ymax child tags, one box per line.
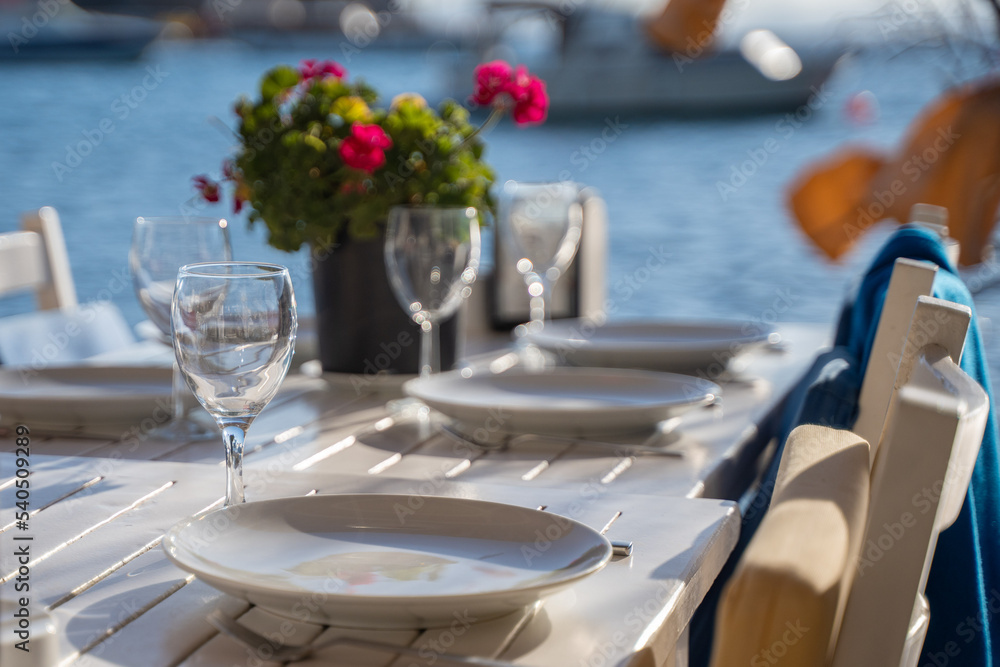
<box><xmin>192</xmin><ymin>175</ymin><xmax>220</xmax><ymax>203</ymax></box>
<box><xmin>299</xmin><ymin>59</ymin><xmax>347</xmax><ymax>81</ymax></box>
<box><xmin>471</xmin><ymin>60</ymin><xmax>513</xmax><ymax>106</ymax></box>
<box><xmin>339</xmin><ymin>123</ymin><xmax>392</xmax><ymax>173</ymax></box>
<box><xmin>505</xmin><ymin>66</ymin><xmax>549</xmax><ymax>125</ymax></box>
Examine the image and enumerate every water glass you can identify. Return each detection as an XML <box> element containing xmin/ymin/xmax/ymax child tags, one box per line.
<box><xmin>130</xmin><ymin>216</ymin><xmax>232</xmax><ymax>435</ymax></box>
<box><xmin>384</xmin><ymin>206</ymin><xmax>481</xmax><ymax>378</ymax></box>
<box><xmin>500</xmin><ymin>181</ymin><xmax>583</xmax><ymax>336</ymax></box>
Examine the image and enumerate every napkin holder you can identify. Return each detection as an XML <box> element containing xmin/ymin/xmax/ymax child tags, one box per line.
<box><xmin>488</xmin><ymin>186</ymin><xmax>607</xmax><ymax>330</ymax></box>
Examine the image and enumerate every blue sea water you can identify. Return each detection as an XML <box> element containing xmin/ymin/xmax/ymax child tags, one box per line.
<box><xmin>1</xmin><ymin>38</ymin><xmax>998</xmax><ymax>381</ymax></box>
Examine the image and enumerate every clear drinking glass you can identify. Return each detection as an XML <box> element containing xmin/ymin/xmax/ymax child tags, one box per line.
<box><xmin>384</xmin><ymin>206</ymin><xmax>481</xmax><ymax>378</ymax></box>
<box><xmin>130</xmin><ymin>217</ymin><xmax>232</xmax><ymax>437</ymax></box>
<box><xmin>171</xmin><ymin>262</ymin><xmax>297</xmax><ymax>506</ymax></box>
<box><xmin>500</xmin><ymin>181</ymin><xmax>583</xmax><ymax>336</ymax></box>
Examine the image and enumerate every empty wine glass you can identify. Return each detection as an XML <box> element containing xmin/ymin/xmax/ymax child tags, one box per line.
<box><xmin>130</xmin><ymin>217</ymin><xmax>232</xmax><ymax>437</ymax></box>
<box><xmin>171</xmin><ymin>262</ymin><xmax>297</xmax><ymax>506</ymax></box>
<box><xmin>500</xmin><ymin>181</ymin><xmax>583</xmax><ymax>336</ymax></box>
<box><xmin>384</xmin><ymin>206</ymin><xmax>481</xmax><ymax>378</ymax></box>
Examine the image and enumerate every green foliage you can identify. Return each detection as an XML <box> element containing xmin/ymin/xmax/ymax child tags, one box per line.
<box><xmin>231</xmin><ymin>66</ymin><xmax>496</xmax><ymax>252</ymax></box>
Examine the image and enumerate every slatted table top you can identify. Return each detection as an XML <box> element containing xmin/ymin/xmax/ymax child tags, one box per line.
<box><xmin>0</xmin><ymin>323</ymin><xmax>828</xmax><ymax>667</ymax></box>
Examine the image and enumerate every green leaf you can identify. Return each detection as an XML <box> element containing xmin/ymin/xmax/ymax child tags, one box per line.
<box><xmin>261</xmin><ymin>66</ymin><xmax>300</xmax><ymax>101</ymax></box>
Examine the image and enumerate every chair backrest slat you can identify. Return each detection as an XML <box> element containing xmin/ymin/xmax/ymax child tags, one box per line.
<box><xmin>20</xmin><ymin>206</ymin><xmax>77</xmax><ymax>310</ymax></box>
<box><xmin>854</xmin><ymin>258</ymin><xmax>937</xmax><ymax>460</ymax></box>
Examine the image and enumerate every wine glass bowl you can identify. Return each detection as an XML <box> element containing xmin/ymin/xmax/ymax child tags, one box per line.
<box><xmin>130</xmin><ymin>217</ymin><xmax>233</xmax><ymax>336</ymax></box>
<box><xmin>171</xmin><ymin>262</ymin><xmax>297</xmax><ymax>505</ymax></box>
<box><xmin>500</xmin><ymin>181</ymin><xmax>583</xmax><ymax>336</ymax></box>
<box><xmin>385</xmin><ymin>206</ymin><xmax>481</xmax><ymax>377</ymax></box>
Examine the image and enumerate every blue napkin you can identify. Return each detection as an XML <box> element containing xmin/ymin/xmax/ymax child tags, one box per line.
<box><xmin>691</xmin><ymin>225</ymin><xmax>999</xmax><ymax>666</ymax></box>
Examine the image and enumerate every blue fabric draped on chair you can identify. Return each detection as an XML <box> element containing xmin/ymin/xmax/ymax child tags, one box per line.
<box><xmin>690</xmin><ymin>225</ymin><xmax>1000</xmax><ymax>666</ymax></box>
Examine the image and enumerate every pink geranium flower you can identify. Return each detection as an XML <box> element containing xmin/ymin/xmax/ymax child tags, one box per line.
<box><xmin>470</xmin><ymin>60</ymin><xmax>549</xmax><ymax>126</ymax></box>
<box><xmin>471</xmin><ymin>60</ymin><xmax>514</xmax><ymax>106</ymax></box>
<box><xmin>339</xmin><ymin>123</ymin><xmax>393</xmax><ymax>173</ymax></box>
<box><xmin>505</xmin><ymin>66</ymin><xmax>549</xmax><ymax>126</ymax></box>
<box><xmin>299</xmin><ymin>59</ymin><xmax>347</xmax><ymax>81</ymax></box>
<box><xmin>192</xmin><ymin>175</ymin><xmax>220</xmax><ymax>203</ymax></box>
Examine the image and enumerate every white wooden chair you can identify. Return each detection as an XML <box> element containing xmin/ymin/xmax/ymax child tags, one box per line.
<box><xmin>0</xmin><ymin>207</ymin><xmax>78</xmax><ymax>310</ymax></box>
<box><xmin>711</xmin><ymin>267</ymin><xmax>988</xmax><ymax>665</ymax></box>
<box><xmin>0</xmin><ymin>207</ymin><xmax>137</xmax><ymax>367</ymax></box>
<box><xmin>831</xmin><ymin>296</ymin><xmax>987</xmax><ymax>667</ymax></box>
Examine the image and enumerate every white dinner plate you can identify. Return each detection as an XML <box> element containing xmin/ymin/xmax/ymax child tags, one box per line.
<box><xmin>523</xmin><ymin>319</ymin><xmax>773</xmax><ymax>372</ymax></box>
<box><xmin>405</xmin><ymin>367</ymin><xmax>719</xmax><ymax>437</ymax></box>
<box><xmin>163</xmin><ymin>494</ymin><xmax>611</xmax><ymax>628</ymax></box>
<box><xmin>0</xmin><ymin>365</ymin><xmax>172</xmax><ymax>431</ymax></box>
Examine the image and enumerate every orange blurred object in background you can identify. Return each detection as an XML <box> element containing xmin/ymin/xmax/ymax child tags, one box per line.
<box><xmin>788</xmin><ymin>78</ymin><xmax>1000</xmax><ymax>266</ymax></box>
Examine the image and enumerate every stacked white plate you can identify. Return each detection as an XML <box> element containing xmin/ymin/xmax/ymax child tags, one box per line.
<box><xmin>522</xmin><ymin>319</ymin><xmax>773</xmax><ymax>373</ymax></box>
<box><xmin>405</xmin><ymin>367</ymin><xmax>719</xmax><ymax>438</ymax></box>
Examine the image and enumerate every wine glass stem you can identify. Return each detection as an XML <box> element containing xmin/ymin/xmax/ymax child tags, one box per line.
<box><xmin>418</xmin><ymin>322</ymin><xmax>439</xmax><ymax>379</ymax></box>
<box><xmin>539</xmin><ymin>276</ymin><xmax>553</xmax><ymax>328</ymax></box>
<box><xmin>528</xmin><ymin>274</ymin><xmax>553</xmax><ymax>333</ymax></box>
<box><xmin>170</xmin><ymin>359</ymin><xmax>187</xmax><ymax>422</ymax></box>
<box><xmin>220</xmin><ymin>421</ymin><xmax>249</xmax><ymax>506</ymax></box>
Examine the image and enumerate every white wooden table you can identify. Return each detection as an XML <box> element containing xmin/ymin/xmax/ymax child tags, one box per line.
<box><xmin>0</xmin><ymin>323</ymin><xmax>828</xmax><ymax>667</ymax></box>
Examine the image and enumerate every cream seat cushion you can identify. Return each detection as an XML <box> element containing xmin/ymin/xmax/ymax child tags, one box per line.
<box><xmin>710</xmin><ymin>425</ymin><xmax>870</xmax><ymax>667</ymax></box>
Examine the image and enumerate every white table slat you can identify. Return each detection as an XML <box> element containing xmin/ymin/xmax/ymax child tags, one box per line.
<box><xmin>387</xmin><ymin>606</ymin><xmax>535</xmax><ymax>667</ymax></box>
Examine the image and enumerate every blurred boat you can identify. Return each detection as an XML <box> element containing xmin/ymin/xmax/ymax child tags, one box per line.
<box><xmin>448</xmin><ymin>3</ymin><xmax>843</xmax><ymax>117</ymax></box>
<box><xmin>0</xmin><ymin>2</ymin><xmax>161</xmax><ymax>60</ymax></box>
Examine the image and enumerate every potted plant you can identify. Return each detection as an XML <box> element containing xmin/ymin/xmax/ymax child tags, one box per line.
<box><xmin>193</xmin><ymin>59</ymin><xmax>548</xmax><ymax>375</ymax></box>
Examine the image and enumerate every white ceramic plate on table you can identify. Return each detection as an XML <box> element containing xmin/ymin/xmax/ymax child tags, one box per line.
<box><xmin>163</xmin><ymin>494</ymin><xmax>611</xmax><ymax>628</ymax></box>
<box><xmin>404</xmin><ymin>367</ymin><xmax>720</xmax><ymax>437</ymax></box>
<box><xmin>0</xmin><ymin>366</ymin><xmax>172</xmax><ymax>432</ymax></box>
<box><xmin>522</xmin><ymin>319</ymin><xmax>773</xmax><ymax>372</ymax></box>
